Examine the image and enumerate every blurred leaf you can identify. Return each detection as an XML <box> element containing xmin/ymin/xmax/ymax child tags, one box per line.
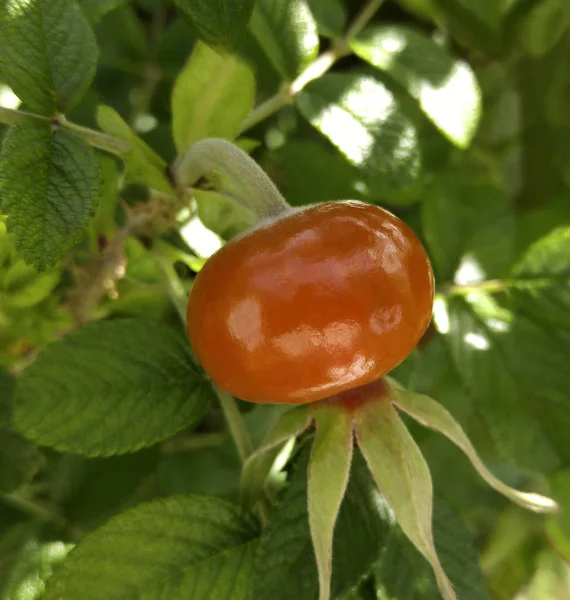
<box><xmin>63</xmin><ymin>448</ymin><xmax>159</xmax><ymax>528</ymax></box>
<box><xmin>431</xmin><ymin>0</ymin><xmax>502</xmax><ymax>54</ymax></box>
<box><xmin>297</xmin><ymin>72</ymin><xmax>422</xmax><ymax>194</ymax></box>
<box><xmin>435</xmin><ymin>295</ymin><xmax>559</xmax><ymax>472</ymax></box>
<box><xmin>481</xmin><ymin>506</ymin><xmax>541</xmax><ymax>600</ymax></box>
<box><xmin>395</xmin><ymin>0</ymin><xmax>442</xmax><ymax>22</ymax></box>
<box><xmin>0</xmin><ymin>368</ymin><xmax>14</xmax><ymax>427</ymax></box>
<box><xmin>511</xmin><ymin>226</ymin><xmax>570</xmax><ymax>331</ymax></box>
<box><xmin>78</xmin><ymin>0</ymin><xmax>128</xmax><ymax>24</ymax></box>
<box><xmin>421</xmin><ymin>161</ymin><xmax>515</xmax><ymax>281</ymax></box>
<box><xmin>269</xmin><ymin>140</ymin><xmax>362</xmax><ymax>206</ymax></box>
<box><xmin>546</xmin><ymin>468</ymin><xmax>570</xmax><ymax>562</ymax></box>
<box><xmin>194</xmin><ymin>189</ymin><xmax>256</xmax><ymax>239</ymax></box>
<box><xmin>0</xmin><ymin>0</ymin><xmax>98</xmax><ymax>115</ymax></box>
<box><xmin>0</xmin><ymin>529</ymin><xmax>72</xmax><ymax>600</ymax></box>
<box><xmin>0</xmin><ymin>428</ymin><xmax>43</xmax><ymax>493</ymax></box>
<box><xmin>522</xmin><ymin>0</ymin><xmax>570</xmax><ymax>57</ymax></box>
<box><xmin>173</xmin><ymin>0</ymin><xmax>255</xmax><ymax>52</ymax></box>
<box><xmin>375</xmin><ymin>497</ymin><xmax>490</xmax><ymax>600</ymax></box>
<box><xmin>172</xmin><ymin>41</ymin><xmax>255</xmax><ymax>152</ymax></box>
<box><xmin>523</xmin><ymin>550</ymin><xmax>570</xmax><ymax>600</ymax></box>
<box><xmin>251</xmin><ymin>449</ymin><xmax>389</xmax><ymax>600</ymax></box>
<box><xmin>1</xmin><ymin>259</ymin><xmax>61</xmax><ymax>309</ymax></box>
<box><xmin>306</xmin><ymin>0</ymin><xmax>347</xmax><ymax>38</ymax></box>
<box><xmin>250</xmin><ymin>0</ymin><xmax>319</xmax><ymax>80</ymax></box>
<box><xmin>96</xmin><ymin>105</ymin><xmax>173</xmax><ymax>193</ymax></box>
<box><xmin>0</xmin><ymin>121</ymin><xmax>101</xmax><ymax>270</ymax></box>
<box><xmin>504</xmin><ymin>317</ymin><xmax>570</xmax><ymax>464</ymax></box>
<box><xmin>44</xmin><ymin>495</ymin><xmax>259</xmax><ymax>600</ymax></box>
<box><xmin>351</xmin><ymin>25</ymin><xmax>481</xmax><ymax>148</ymax></box>
<box><xmin>91</xmin><ymin>154</ymin><xmax>120</xmax><ymax>239</ymax></box>
<box><xmin>14</xmin><ymin>319</ymin><xmax>213</xmax><ymax>456</ymax></box>
<box><xmin>157</xmin><ymin>442</ymin><xmax>241</xmax><ymax>499</ymax></box>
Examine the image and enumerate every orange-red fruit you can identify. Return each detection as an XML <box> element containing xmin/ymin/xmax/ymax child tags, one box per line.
<box><xmin>187</xmin><ymin>200</ymin><xmax>434</xmax><ymax>405</ymax></box>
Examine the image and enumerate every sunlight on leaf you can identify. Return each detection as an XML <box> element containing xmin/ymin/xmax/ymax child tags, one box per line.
<box><xmin>433</xmin><ymin>296</ymin><xmax>450</xmax><ymax>334</ymax></box>
<box><xmin>454</xmin><ymin>253</ymin><xmax>487</xmax><ymax>285</ymax></box>
<box><xmin>297</xmin><ymin>73</ymin><xmax>421</xmax><ymax>191</ymax></box>
<box><xmin>463</xmin><ymin>332</ymin><xmax>490</xmax><ymax>350</ymax></box>
<box><xmin>351</xmin><ymin>25</ymin><xmax>481</xmax><ymax>148</ymax></box>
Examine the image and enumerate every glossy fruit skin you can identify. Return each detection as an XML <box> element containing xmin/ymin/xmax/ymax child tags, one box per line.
<box><xmin>187</xmin><ymin>200</ymin><xmax>434</xmax><ymax>405</ymax></box>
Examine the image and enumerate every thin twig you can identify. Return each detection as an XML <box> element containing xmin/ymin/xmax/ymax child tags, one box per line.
<box><xmin>0</xmin><ymin>107</ymin><xmax>130</xmax><ymax>156</ymax></box>
<box><xmin>238</xmin><ymin>0</ymin><xmax>385</xmax><ymax>133</ymax></box>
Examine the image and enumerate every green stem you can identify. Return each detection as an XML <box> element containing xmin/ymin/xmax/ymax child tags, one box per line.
<box><xmin>0</xmin><ymin>107</ymin><xmax>130</xmax><ymax>156</ymax></box>
<box><xmin>441</xmin><ymin>276</ymin><xmax>566</xmax><ymax>297</ymax></box>
<box><xmin>345</xmin><ymin>0</ymin><xmax>384</xmax><ymax>39</ymax></box>
<box><xmin>238</xmin><ymin>0</ymin><xmax>385</xmax><ymax>133</ymax></box>
<box><xmin>157</xmin><ymin>256</ymin><xmax>188</xmax><ymax>323</ymax></box>
<box><xmin>173</xmin><ymin>138</ymin><xmax>290</xmax><ymax>219</ymax></box>
<box><xmin>214</xmin><ymin>385</ymin><xmax>254</xmax><ymax>462</ymax></box>
<box><xmin>57</xmin><ymin>116</ymin><xmax>131</xmax><ymax>155</ymax></box>
<box><xmin>2</xmin><ymin>493</ymin><xmax>67</xmax><ymax>528</ymax></box>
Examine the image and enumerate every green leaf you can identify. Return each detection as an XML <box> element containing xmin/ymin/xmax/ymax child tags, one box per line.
<box><xmin>173</xmin><ymin>0</ymin><xmax>255</xmax><ymax>52</ymax></box>
<box><xmin>251</xmin><ymin>449</ymin><xmax>389</xmax><ymax>600</ymax></box>
<box><xmin>308</xmin><ymin>403</ymin><xmax>353</xmax><ymax>600</ymax></box>
<box><xmin>375</xmin><ymin>496</ymin><xmax>491</xmax><ymax>600</ymax></box>
<box><xmin>297</xmin><ymin>72</ymin><xmax>422</xmax><ymax>193</ymax></box>
<box><xmin>546</xmin><ymin>468</ymin><xmax>570</xmax><ymax>562</ymax></box>
<box><xmin>63</xmin><ymin>449</ymin><xmax>160</xmax><ymax>529</ymax></box>
<box><xmin>392</xmin><ymin>387</ymin><xmax>558</xmax><ymax>513</ymax></box>
<box><xmin>0</xmin><ymin>428</ymin><xmax>43</xmax><ymax>493</ymax></box>
<box><xmin>1</xmin><ymin>258</ymin><xmax>61</xmax><ymax>308</ymax></box>
<box><xmin>430</xmin><ymin>0</ymin><xmax>502</xmax><ymax>54</ymax></box>
<box><xmin>43</xmin><ymin>495</ymin><xmax>259</xmax><ymax>600</ymax></box>
<box><xmin>0</xmin><ymin>527</ymin><xmax>72</xmax><ymax>600</ymax></box>
<box><xmin>14</xmin><ymin>319</ymin><xmax>212</xmax><ymax>456</ymax></box>
<box><xmin>96</xmin><ymin>105</ymin><xmax>173</xmax><ymax>193</ymax></box>
<box><xmin>0</xmin><ymin>121</ymin><xmax>101</xmax><ymax>270</ymax></box>
<box><xmin>421</xmin><ymin>162</ymin><xmax>515</xmax><ymax>281</ymax></box>
<box><xmin>0</xmin><ymin>369</ymin><xmax>14</xmax><ymax>427</ymax></box>
<box><xmin>172</xmin><ymin>41</ymin><xmax>255</xmax><ymax>153</ymax></box>
<box><xmin>353</xmin><ymin>398</ymin><xmax>456</xmax><ymax>600</ymax></box>
<box><xmin>250</xmin><ymin>0</ymin><xmax>319</xmax><ymax>81</ymax></box>
<box><xmin>194</xmin><ymin>189</ymin><xmax>256</xmax><ymax>240</ymax></box>
<box><xmin>271</xmin><ymin>140</ymin><xmax>362</xmax><ymax>206</ymax></box>
<box><xmin>434</xmin><ymin>295</ymin><xmax>560</xmax><ymax>471</ymax></box>
<box><xmin>511</xmin><ymin>226</ymin><xmax>570</xmax><ymax>331</ymax></box>
<box><xmin>242</xmin><ymin>404</ymin><xmax>311</xmax><ymax>508</ymax></box>
<box><xmin>350</xmin><ymin>25</ymin><xmax>481</xmax><ymax>148</ymax></box>
<box><xmin>78</xmin><ymin>0</ymin><xmax>128</xmax><ymax>25</ymax></box>
<box><xmin>0</xmin><ymin>0</ymin><xmax>98</xmax><ymax>115</ymax></box>
<box><xmin>503</xmin><ymin>316</ymin><xmax>570</xmax><ymax>464</ymax></box>
<box><xmin>523</xmin><ymin>0</ymin><xmax>570</xmax><ymax>57</ymax></box>
<box><xmin>306</xmin><ymin>0</ymin><xmax>347</xmax><ymax>38</ymax></box>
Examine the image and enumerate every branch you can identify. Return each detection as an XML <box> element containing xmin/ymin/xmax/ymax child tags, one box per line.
<box><xmin>0</xmin><ymin>107</ymin><xmax>130</xmax><ymax>156</ymax></box>
<box><xmin>239</xmin><ymin>0</ymin><xmax>385</xmax><ymax>133</ymax></box>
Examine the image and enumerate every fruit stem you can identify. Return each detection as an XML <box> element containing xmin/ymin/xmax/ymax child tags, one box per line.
<box><xmin>172</xmin><ymin>138</ymin><xmax>290</xmax><ymax>219</ymax></box>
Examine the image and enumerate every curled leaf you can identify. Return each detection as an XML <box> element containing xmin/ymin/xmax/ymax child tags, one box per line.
<box><xmin>241</xmin><ymin>405</ymin><xmax>311</xmax><ymax>508</ymax></box>
<box><xmin>353</xmin><ymin>398</ymin><xmax>456</xmax><ymax>600</ymax></box>
<box><xmin>308</xmin><ymin>403</ymin><xmax>353</xmax><ymax>600</ymax></box>
<box><xmin>392</xmin><ymin>389</ymin><xmax>559</xmax><ymax>514</ymax></box>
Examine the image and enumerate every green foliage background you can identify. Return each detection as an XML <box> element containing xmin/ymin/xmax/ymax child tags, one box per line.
<box><xmin>1</xmin><ymin>0</ymin><xmax>570</xmax><ymax>598</ymax></box>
